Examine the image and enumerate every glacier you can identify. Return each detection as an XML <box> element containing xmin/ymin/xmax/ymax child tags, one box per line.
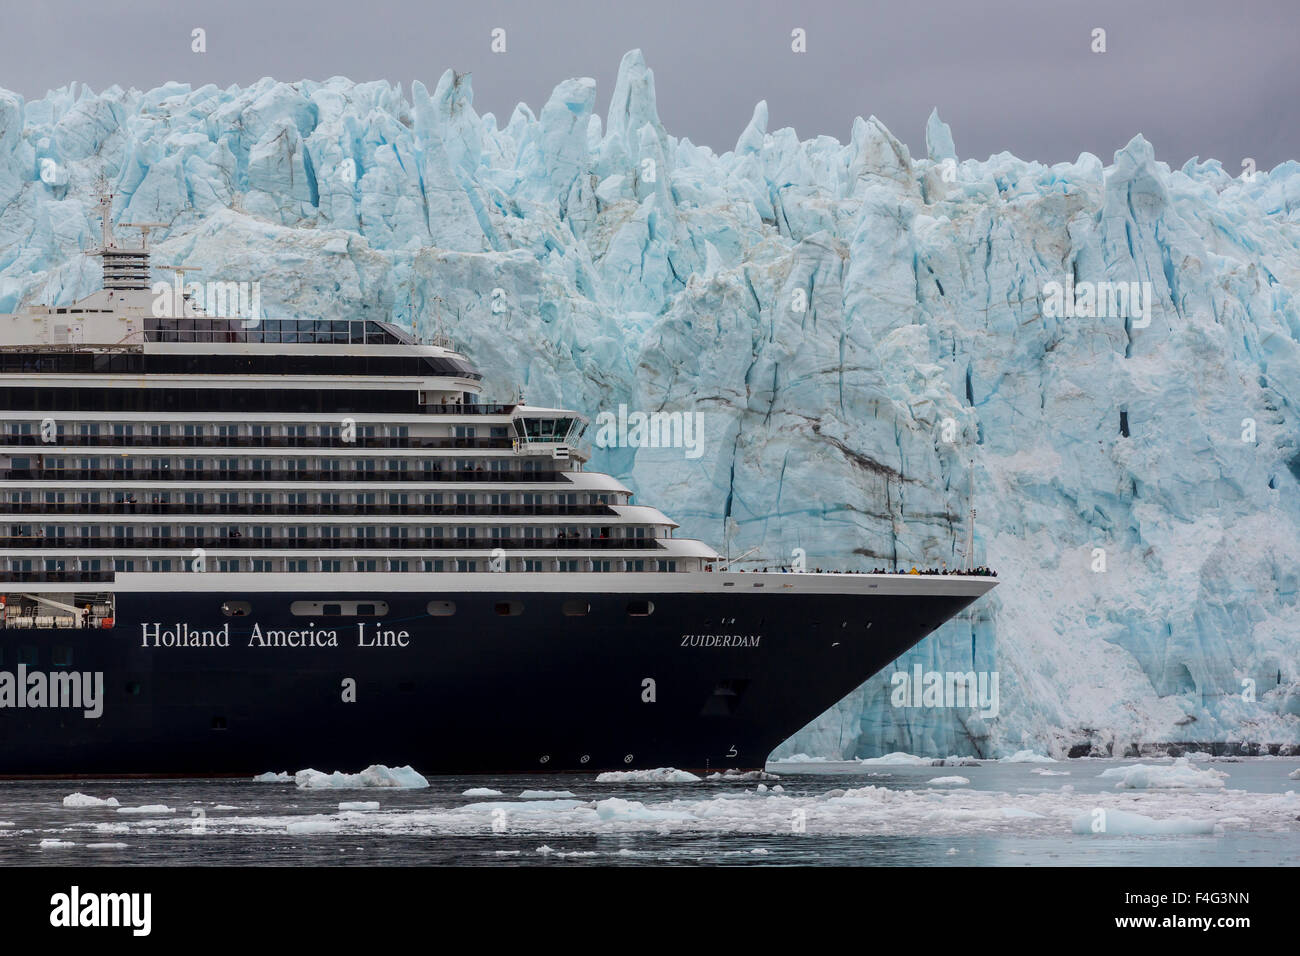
<box><xmin>2</xmin><ymin>50</ymin><xmax>1299</xmax><ymax>759</ymax></box>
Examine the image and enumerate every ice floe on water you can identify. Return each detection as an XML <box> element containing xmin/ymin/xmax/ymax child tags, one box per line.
<box><xmin>338</xmin><ymin>801</ymin><xmax>380</xmax><ymax>812</ymax></box>
<box><xmin>1099</xmin><ymin>757</ymin><xmax>1228</xmax><ymax>789</ymax></box>
<box><xmin>999</xmin><ymin>751</ymin><xmax>1058</xmax><ymax>764</ymax></box>
<box><xmin>62</xmin><ymin>793</ymin><xmax>120</xmax><ymax>808</ymax></box>
<box><xmin>706</xmin><ymin>770</ymin><xmax>780</xmax><ymax>781</ymax></box>
<box><xmin>115</xmin><ymin>805</ymin><xmax>175</xmax><ymax>815</ymax></box>
<box><xmin>928</xmin><ymin>776</ymin><xmax>970</xmax><ymax>786</ymax></box>
<box><xmin>596</xmin><ymin>768</ymin><xmax>702</xmax><ymax>783</ymax></box>
<box><xmin>855</xmin><ymin>752</ymin><xmax>939</xmax><ymax>767</ymax></box>
<box><xmin>1031</xmin><ymin>769</ymin><xmax>1070</xmax><ymax>776</ymax></box>
<box><xmin>63</xmin><ymin>777</ymin><xmax>1293</xmax><ymax>842</ymax></box>
<box><xmin>1070</xmin><ymin>809</ymin><xmax>1217</xmax><ymax>836</ymax></box>
<box><xmin>253</xmin><ymin>771</ymin><xmax>292</xmax><ymax>783</ymax></box>
<box><xmin>462</xmin><ymin>787</ymin><xmax>504</xmax><ymax>797</ymax></box>
<box><xmin>1289</xmin><ymin>769</ymin><xmax>1300</xmax><ymax>780</ymax></box>
<box><xmin>519</xmin><ymin>790</ymin><xmax>577</xmax><ymax>799</ymax></box>
<box><xmin>294</xmin><ymin>765</ymin><xmax>429</xmax><ymax>790</ymax></box>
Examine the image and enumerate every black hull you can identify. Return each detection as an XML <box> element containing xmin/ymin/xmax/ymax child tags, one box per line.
<box><xmin>0</xmin><ymin>588</ymin><xmax>981</xmax><ymax>776</ymax></box>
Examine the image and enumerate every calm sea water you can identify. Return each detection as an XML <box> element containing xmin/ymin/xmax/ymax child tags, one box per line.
<box><xmin>1</xmin><ymin>758</ymin><xmax>1296</xmax><ymax>866</ymax></box>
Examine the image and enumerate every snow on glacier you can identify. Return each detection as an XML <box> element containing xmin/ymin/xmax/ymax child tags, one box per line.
<box><xmin>2</xmin><ymin>51</ymin><xmax>1299</xmax><ymax>759</ymax></box>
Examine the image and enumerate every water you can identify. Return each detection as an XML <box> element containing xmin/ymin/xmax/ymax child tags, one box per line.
<box><xmin>2</xmin><ymin>758</ymin><xmax>1296</xmax><ymax>866</ymax></box>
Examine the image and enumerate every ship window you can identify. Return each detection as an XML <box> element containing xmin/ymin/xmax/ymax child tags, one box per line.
<box><xmin>626</xmin><ymin>600</ymin><xmax>655</xmax><ymax>617</ymax></box>
<box><xmin>291</xmin><ymin>601</ymin><xmax>388</xmax><ymax>617</ymax></box>
<box><xmin>562</xmin><ymin>600</ymin><xmax>590</xmax><ymax>617</ymax></box>
<box><xmin>494</xmin><ymin>601</ymin><xmax>524</xmax><ymax>617</ymax></box>
<box><xmin>426</xmin><ymin>600</ymin><xmax>456</xmax><ymax>617</ymax></box>
<box><xmin>52</xmin><ymin>646</ymin><xmax>73</xmax><ymax>667</ymax></box>
<box><xmin>221</xmin><ymin>601</ymin><xmax>252</xmax><ymax>617</ymax></box>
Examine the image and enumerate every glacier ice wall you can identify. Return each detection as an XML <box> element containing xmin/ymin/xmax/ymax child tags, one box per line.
<box><xmin>3</xmin><ymin>52</ymin><xmax>1299</xmax><ymax>757</ymax></box>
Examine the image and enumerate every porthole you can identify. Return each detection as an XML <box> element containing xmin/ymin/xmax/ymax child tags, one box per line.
<box><xmin>427</xmin><ymin>600</ymin><xmax>457</xmax><ymax>617</ymax></box>
<box><xmin>494</xmin><ymin>601</ymin><xmax>524</xmax><ymax>617</ymax></box>
<box><xmin>562</xmin><ymin>599</ymin><xmax>590</xmax><ymax>617</ymax></box>
<box><xmin>626</xmin><ymin>600</ymin><xmax>654</xmax><ymax>617</ymax></box>
<box><xmin>221</xmin><ymin>600</ymin><xmax>252</xmax><ymax>617</ymax></box>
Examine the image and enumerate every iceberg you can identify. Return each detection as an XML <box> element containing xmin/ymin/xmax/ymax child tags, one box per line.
<box><xmin>294</xmin><ymin>765</ymin><xmax>429</xmax><ymax>790</ymax></box>
<box><xmin>1070</xmin><ymin>809</ymin><xmax>1218</xmax><ymax>836</ymax></box>
<box><xmin>2</xmin><ymin>52</ymin><xmax>1298</xmax><ymax>759</ymax></box>
<box><xmin>62</xmin><ymin>793</ymin><xmax>120</xmax><ymax>808</ymax></box>
<box><xmin>596</xmin><ymin>768</ymin><xmax>702</xmax><ymax>783</ymax></box>
<box><xmin>1099</xmin><ymin>757</ymin><xmax>1228</xmax><ymax>789</ymax></box>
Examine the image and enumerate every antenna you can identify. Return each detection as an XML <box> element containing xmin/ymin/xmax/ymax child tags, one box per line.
<box><xmin>121</xmin><ymin>222</ymin><xmax>167</xmax><ymax>250</ymax></box>
<box><xmin>965</xmin><ymin>458</ymin><xmax>976</xmax><ymax>572</ymax></box>
<box><xmin>428</xmin><ymin>295</ymin><xmax>454</xmax><ymax>350</ymax></box>
<box><xmin>92</xmin><ymin>175</ymin><xmax>115</xmax><ymax>249</ymax></box>
<box><xmin>156</xmin><ymin>265</ymin><xmax>203</xmax><ymax>317</ymax></box>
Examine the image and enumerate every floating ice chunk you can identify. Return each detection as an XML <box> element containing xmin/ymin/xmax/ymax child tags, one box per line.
<box><xmin>287</xmin><ymin>819</ymin><xmax>339</xmax><ymax>834</ymax></box>
<box><xmin>593</xmin><ymin>797</ymin><xmax>690</xmax><ymax>823</ymax></box>
<box><xmin>1070</xmin><ymin>809</ymin><xmax>1217</xmax><ymax>836</ymax></box>
<box><xmin>857</xmin><ymin>752</ymin><xmax>934</xmax><ymax>767</ymax></box>
<box><xmin>999</xmin><ymin>807</ymin><xmax>1045</xmax><ymax>819</ymax></box>
<box><xmin>597</xmin><ymin>768</ymin><xmax>702</xmax><ymax>783</ymax></box>
<box><xmin>705</xmin><ymin>770</ymin><xmax>778</xmax><ymax>781</ymax></box>
<box><xmin>929</xmin><ymin>776</ymin><xmax>970</xmax><ymax>786</ymax></box>
<box><xmin>772</xmin><ymin>754</ymin><xmax>832</xmax><ymax>763</ymax></box>
<box><xmin>253</xmin><ymin>771</ymin><xmax>292</xmax><ymax>782</ymax></box>
<box><xmin>39</xmin><ymin>839</ymin><xmax>75</xmax><ymax>848</ymax></box>
<box><xmin>1031</xmin><ymin>769</ymin><xmax>1070</xmax><ymax>776</ymax></box>
<box><xmin>86</xmin><ymin>842</ymin><xmax>129</xmax><ymax>849</ymax></box>
<box><xmin>999</xmin><ymin>751</ymin><xmax>1057</xmax><ymax>763</ymax></box>
<box><xmin>519</xmin><ymin>789</ymin><xmax>577</xmax><ymax>799</ymax></box>
<box><xmin>463</xmin><ymin>787</ymin><xmax>504</xmax><ymax>797</ymax></box>
<box><xmin>1103</xmin><ymin>758</ymin><xmax>1227</xmax><ymax>790</ymax></box>
<box><xmin>750</xmin><ymin>848</ymin><xmax>769</xmax><ymax>855</ymax></box>
<box><xmin>935</xmin><ymin>757</ymin><xmax>981</xmax><ymax>767</ymax></box>
<box><xmin>63</xmin><ymin>793</ymin><xmax>120</xmax><ymax>808</ymax></box>
<box><xmin>294</xmin><ymin>765</ymin><xmax>429</xmax><ymax>790</ymax></box>
<box><xmin>116</xmin><ymin>805</ymin><xmax>176</xmax><ymax>814</ymax></box>
<box><xmin>1289</xmin><ymin>769</ymin><xmax>1300</xmax><ymax>780</ymax></box>
<box><xmin>339</xmin><ymin>801</ymin><xmax>380</xmax><ymax>811</ymax></box>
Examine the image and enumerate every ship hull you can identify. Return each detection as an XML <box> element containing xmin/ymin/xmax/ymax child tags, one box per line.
<box><xmin>0</xmin><ymin>584</ymin><xmax>985</xmax><ymax>776</ymax></box>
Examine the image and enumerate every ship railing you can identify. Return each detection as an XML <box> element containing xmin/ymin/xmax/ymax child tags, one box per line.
<box><xmin>0</xmin><ymin>435</ymin><xmax>518</xmax><ymax>450</ymax></box>
<box><xmin>0</xmin><ymin>536</ymin><xmax>662</xmax><ymax>551</ymax></box>
<box><xmin>0</xmin><ymin>570</ymin><xmax>115</xmax><ymax>583</ymax></box>
<box><xmin>4</xmin><ymin>468</ymin><xmax>569</xmax><ymax>483</ymax></box>
<box><xmin>416</xmin><ymin>403</ymin><xmax>518</xmax><ymax>415</ymax></box>
<box><xmin>0</xmin><ymin>503</ymin><xmax>619</xmax><ymax>518</ymax></box>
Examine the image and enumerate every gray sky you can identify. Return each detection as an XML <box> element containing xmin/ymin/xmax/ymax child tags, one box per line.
<box><xmin>3</xmin><ymin>0</ymin><xmax>1296</xmax><ymax>169</ymax></box>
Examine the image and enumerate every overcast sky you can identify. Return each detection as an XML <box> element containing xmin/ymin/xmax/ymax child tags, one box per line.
<box><xmin>2</xmin><ymin>0</ymin><xmax>1296</xmax><ymax>169</ymax></box>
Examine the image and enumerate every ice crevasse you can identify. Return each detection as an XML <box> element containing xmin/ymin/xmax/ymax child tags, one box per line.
<box><xmin>2</xmin><ymin>50</ymin><xmax>1298</xmax><ymax>758</ymax></box>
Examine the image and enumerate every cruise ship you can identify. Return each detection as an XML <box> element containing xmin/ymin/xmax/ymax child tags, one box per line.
<box><xmin>0</xmin><ymin>191</ymin><xmax>996</xmax><ymax>776</ymax></box>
